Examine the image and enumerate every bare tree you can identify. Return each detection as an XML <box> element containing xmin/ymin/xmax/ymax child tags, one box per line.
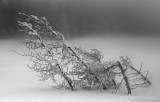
<box><xmin>17</xmin><ymin>13</ymin><xmax>151</xmax><ymax>94</ymax></box>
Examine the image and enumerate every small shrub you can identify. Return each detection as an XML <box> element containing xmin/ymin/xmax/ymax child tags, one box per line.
<box><xmin>17</xmin><ymin>13</ymin><xmax>151</xmax><ymax>94</ymax></box>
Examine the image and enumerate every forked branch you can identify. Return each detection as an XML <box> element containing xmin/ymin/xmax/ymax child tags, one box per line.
<box><xmin>17</xmin><ymin>13</ymin><xmax>151</xmax><ymax>94</ymax></box>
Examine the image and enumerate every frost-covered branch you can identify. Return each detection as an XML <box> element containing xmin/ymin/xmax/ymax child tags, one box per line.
<box><xmin>17</xmin><ymin>13</ymin><xmax>151</xmax><ymax>94</ymax></box>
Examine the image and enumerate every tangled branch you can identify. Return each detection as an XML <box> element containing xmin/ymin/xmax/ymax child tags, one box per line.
<box><xmin>17</xmin><ymin>13</ymin><xmax>151</xmax><ymax>94</ymax></box>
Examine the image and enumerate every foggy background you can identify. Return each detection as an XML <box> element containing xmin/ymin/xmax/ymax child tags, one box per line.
<box><xmin>1</xmin><ymin>0</ymin><xmax>160</xmax><ymax>38</ymax></box>
<box><xmin>1</xmin><ymin>1</ymin><xmax>160</xmax><ymax>102</ymax></box>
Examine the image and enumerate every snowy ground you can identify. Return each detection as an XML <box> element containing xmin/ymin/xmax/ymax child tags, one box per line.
<box><xmin>0</xmin><ymin>36</ymin><xmax>159</xmax><ymax>102</ymax></box>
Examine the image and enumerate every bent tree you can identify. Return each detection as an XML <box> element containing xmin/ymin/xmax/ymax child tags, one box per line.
<box><xmin>17</xmin><ymin>13</ymin><xmax>151</xmax><ymax>94</ymax></box>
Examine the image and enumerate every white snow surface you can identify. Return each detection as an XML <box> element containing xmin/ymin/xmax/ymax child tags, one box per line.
<box><xmin>0</xmin><ymin>36</ymin><xmax>159</xmax><ymax>102</ymax></box>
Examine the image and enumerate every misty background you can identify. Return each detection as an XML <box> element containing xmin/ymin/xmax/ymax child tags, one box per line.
<box><xmin>0</xmin><ymin>0</ymin><xmax>160</xmax><ymax>38</ymax></box>
<box><xmin>0</xmin><ymin>1</ymin><xmax>160</xmax><ymax>101</ymax></box>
